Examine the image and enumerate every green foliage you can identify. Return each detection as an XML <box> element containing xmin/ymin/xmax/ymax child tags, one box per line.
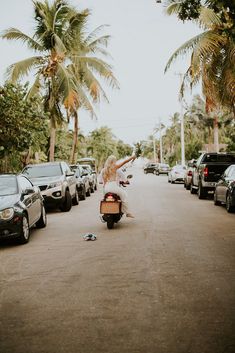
<box><xmin>0</xmin><ymin>83</ymin><xmax>48</xmax><ymax>172</ymax></box>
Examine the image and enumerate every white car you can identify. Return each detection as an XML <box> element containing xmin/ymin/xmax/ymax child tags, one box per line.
<box><xmin>168</xmin><ymin>165</ymin><xmax>186</xmax><ymax>184</ymax></box>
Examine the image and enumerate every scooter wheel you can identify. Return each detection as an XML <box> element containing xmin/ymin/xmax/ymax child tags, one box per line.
<box><xmin>107</xmin><ymin>219</ymin><xmax>114</xmax><ymax>229</ymax></box>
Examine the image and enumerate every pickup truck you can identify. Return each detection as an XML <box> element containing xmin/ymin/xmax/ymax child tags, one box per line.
<box><xmin>190</xmin><ymin>153</ymin><xmax>235</xmax><ymax>199</ymax></box>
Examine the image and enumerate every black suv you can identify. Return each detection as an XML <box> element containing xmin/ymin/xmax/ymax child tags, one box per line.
<box><xmin>144</xmin><ymin>163</ymin><xmax>158</xmax><ymax>174</ymax></box>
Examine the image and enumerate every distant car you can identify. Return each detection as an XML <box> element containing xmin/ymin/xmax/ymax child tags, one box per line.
<box><xmin>22</xmin><ymin>162</ymin><xmax>78</xmax><ymax>211</ymax></box>
<box><xmin>144</xmin><ymin>163</ymin><xmax>158</xmax><ymax>174</ymax></box>
<box><xmin>80</xmin><ymin>164</ymin><xmax>97</xmax><ymax>192</ymax></box>
<box><xmin>70</xmin><ymin>164</ymin><xmax>90</xmax><ymax>199</ymax></box>
<box><xmin>156</xmin><ymin>163</ymin><xmax>170</xmax><ymax>175</ymax></box>
<box><xmin>184</xmin><ymin>159</ymin><xmax>197</xmax><ymax>190</ymax></box>
<box><xmin>168</xmin><ymin>165</ymin><xmax>186</xmax><ymax>183</ymax></box>
<box><xmin>0</xmin><ymin>174</ymin><xmax>47</xmax><ymax>244</ymax></box>
<box><xmin>214</xmin><ymin>164</ymin><xmax>235</xmax><ymax>213</ymax></box>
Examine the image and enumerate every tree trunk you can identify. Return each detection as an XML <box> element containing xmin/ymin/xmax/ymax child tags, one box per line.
<box><xmin>49</xmin><ymin>121</ymin><xmax>56</xmax><ymax>162</ymax></box>
<box><xmin>213</xmin><ymin>116</ymin><xmax>219</xmax><ymax>153</ymax></box>
<box><xmin>70</xmin><ymin>112</ymin><xmax>79</xmax><ymax>164</ymax></box>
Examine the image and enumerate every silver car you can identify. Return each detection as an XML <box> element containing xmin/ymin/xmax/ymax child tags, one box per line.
<box><xmin>168</xmin><ymin>165</ymin><xmax>186</xmax><ymax>184</ymax></box>
<box><xmin>22</xmin><ymin>162</ymin><xmax>79</xmax><ymax>211</ymax></box>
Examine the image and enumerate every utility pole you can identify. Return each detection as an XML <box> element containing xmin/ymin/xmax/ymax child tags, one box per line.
<box><xmin>152</xmin><ymin>135</ymin><xmax>156</xmax><ymax>163</ymax></box>
<box><xmin>175</xmin><ymin>73</ymin><xmax>185</xmax><ymax>165</ymax></box>
<box><xmin>159</xmin><ymin>119</ymin><xmax>163</xmax><ymax>163</ymax></box>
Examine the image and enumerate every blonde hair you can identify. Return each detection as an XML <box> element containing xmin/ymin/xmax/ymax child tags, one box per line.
<box><xmin>102</xmin><ymin>155</ymin><xmax>117</xmax><ymax>183</ymax></box>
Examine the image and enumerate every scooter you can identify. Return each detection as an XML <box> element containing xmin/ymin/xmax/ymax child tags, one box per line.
<box><xmin>100</xmin><ymin>175</ymin><xmax>132</xmax><ymax>229</ymax></box>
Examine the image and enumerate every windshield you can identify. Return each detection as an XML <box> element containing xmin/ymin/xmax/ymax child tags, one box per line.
<box><xmin>23</xmin><ymin>165</ymin><xmax>62</xmax><ymax>178</ymax></box>
<box><xmin>160</xmin><ymin>164</ymin><xmax>169</xmax><ymax>168</ymax></box>
<box><xmin>202</xmin><ymin>154</ymin><xmax>235</xmax><ymax>163</ymax></box>
<box><xmin>78</xmin><ymin>159</ymin><xmax>96</xmax><ymax>171</ymax></box>
<box><xmin>0</xmin><ymin>175</ymin><xmax>18</xmax><ymax>196</ymax></box>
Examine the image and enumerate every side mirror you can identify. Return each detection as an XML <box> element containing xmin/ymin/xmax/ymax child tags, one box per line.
<box><xmin>66</xmin><ymin>171</ymin><xmax>74</xmax><ymax>177</ymax></box>
<box><xmin>127</xmin><ymin>174</ymin><xmax>133</xmax><ymax>179</ymax></box>
<box><xmin>22</xmin><ymin>188</ymin><xmax>34</xmax><ymax>196</ymax></box>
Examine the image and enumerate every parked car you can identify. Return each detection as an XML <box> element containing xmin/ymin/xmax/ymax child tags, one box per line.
<box><xmin>168</xmin><ymin>165</ymin><xmax>186</xmax><ymax>183</ymax></box>
<box><xmin>184</xmin><ymin>159</ymin><xmax>197</xmax><ymax>190</ymax></box>
<box><xmin>190</xmin><ymin>153</ymin><xmax>235</xmax><ymax>199</ymax></box>
<box><xmin>80</xmin><ymin>164</ymin><xmax>97</xmax><ymax>192</ymax></box>
<box><xmin>156</xmin><ymin>163</ymin><xmax>170</xmax><ymax>175</ymax></box>
<box><xmin>214</xmin><ymin>164</ymin><xmax>235</xmax><ymax>213</ymax></box>
<box><xmin>144</xmin><ymin>163</ymin><xmax>158</xmax><ymax>174</ymax></box>
<box><xmin>77</xmin><ymin>157</ymin><xmax>97</xmax><ymax>173</ymax></box>
<box><xmin>22</xmin><ymin>162</ymin><xmax>78</xmax><ymax>211</ymax></box>
<box><xmin>70</xmin><ymin>164</ymin><xmax>90</xmax><ymax>199</ymax></box>
<box><xmin>0</xmin><ymin>174</ymin><xmax>47</xmax><ymax>244</ymax></box>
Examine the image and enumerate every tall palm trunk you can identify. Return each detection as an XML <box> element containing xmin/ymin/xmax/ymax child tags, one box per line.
<box><xmin>70</xmin><ymin>111</ymin><xmax>78</xmax><ymax>164</ymax></box>
<box><xmin>213</xmin><ymin>116</ymin><xmax>219</xmax><ymax>152</ymax></box>
<box><xmin>49</xmin><ymin>120</ymin><xmax>56</xmax><ymax>162</ymax></box>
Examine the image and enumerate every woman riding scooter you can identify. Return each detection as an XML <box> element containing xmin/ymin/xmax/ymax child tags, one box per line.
<box><xmin>101</xmin><ymin>154</ymin><xmax>136</xmax><ymax>218</ymax></box>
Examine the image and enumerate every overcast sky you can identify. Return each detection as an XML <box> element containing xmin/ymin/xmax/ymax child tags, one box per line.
<box><xmin>0</xmin><ymin>0</ymin><xmax>201</xmax><ymax>145</ymax></box>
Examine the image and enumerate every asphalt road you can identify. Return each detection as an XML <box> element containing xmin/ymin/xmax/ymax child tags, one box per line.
<box><xmin>1</xmin><ymin>167</ymin><xmax>235</xmax><ymax>353</ymax></box>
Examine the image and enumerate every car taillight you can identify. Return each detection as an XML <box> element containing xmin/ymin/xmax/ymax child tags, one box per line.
<box><xmin>188</xmin><ymin>170</ymin><xmax>193</xmax><ymax>176</ymax></box>
<box><xmin>204</xmin><ymin>167</ymin><xmax>209</xmax><ymax>177</ymax></box>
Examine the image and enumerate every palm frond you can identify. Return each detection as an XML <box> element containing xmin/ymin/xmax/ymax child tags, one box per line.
<box><xmin>1</xmin><ymin>28</ymin><xmax>44</xmax><ymax>51</ymax></box>
<box><xmin>75</xmin><ymin>56</ymin><xmax>119</xmax><ymax>89</ymax></box>
<box><xmin>5</xmin><ymin>56</ymin><xmax>44</xmax><ymax>82</ymax></box>
<box><xmin>57</xmin><ymin>62</ymin><xmax>77</xmax><ymax>101</ymax></box>
<box><xmin>165</xmin><ymin>1</ymin><xmax>182</xmax><ymax>16</ymax></box>
<box><xmin>26</xmin><ymin>72</ymin><xmax>42</xmax><ymax>99</ymax></box>
<box><xmin>199</xmin><ymin>7</ymin><xmax>222</xmax><ymax>29</ymax></box>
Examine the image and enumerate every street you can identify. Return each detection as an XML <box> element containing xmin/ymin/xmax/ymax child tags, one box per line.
<box><xmin>1</xmin><ymin>167</ymin><xmax>235</xmax><ymax>353</ymax></box>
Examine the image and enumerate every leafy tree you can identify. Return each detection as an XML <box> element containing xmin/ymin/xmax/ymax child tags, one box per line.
<box><xmin>2</xmin><ymin>0</ymin><xmax>118</xmax><ymax>163</ymax></box>
<box><xmin>0</xmin><ymin>83</ymin><xmax>48</xmax><ymax>172</ymax></box>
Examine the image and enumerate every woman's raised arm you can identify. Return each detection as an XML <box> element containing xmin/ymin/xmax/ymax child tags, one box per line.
<box><xmin>116</xmin><ymin>155</ymin><xmax>136</xmax><ymax>169</ymax></box>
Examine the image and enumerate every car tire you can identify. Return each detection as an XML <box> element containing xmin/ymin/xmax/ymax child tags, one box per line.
<box><xmin>36</xmin><ymin>204</ymin><xmax>47</xmax><ymax>228</ymax></box>
<box><xmin>18</xmin><ymin>215</ymin><xmax>30</xmax><ymax>244</ymax></box>
<box><xmin>80</xmin><ymin>186</ymin><xmax>86</xmax><ymax>200</ymax></box>
<box><xmin>72</xmin><ymin>188</ymin><xmax>79</xmax><ymax>205</ymax></box>
<box><xmin>190</xmin><ymin>183</ymin><xmax>197</xmax><ymax>194</ymax></box>
<box><xmin>90</xmin><ymin>184</ymin><xmax>95</xmax><ymax>193</ymax></box>
<box><xmin>214</xmin><ymin>191</ymin><xmax>221</xmax><ymax>206</ymax></box>
<box><xmin>60</xmin><ymin>190</ymin><xmax>72</xmax><ymax>212</ymax></box>
<box><xmin>94</xmin><ymin>183</ymin><xmax>97</xmax><ymax>191</ymax></box>
<box><xmin>86</xmin><ymin>188</ymin><xmax>91</xmax><ymax>197</ymax></box>
<box><xmin>171</xmin><ymin>179</ymin><xmax>175</xmax><ymax>184</ymax></box>
<box><xmin>198</xmin><ymin>182</ymin><xmax>207</xmax><ymax>199</ymax></box>
<box><xmin>226</xmin><ymin>193</ymin><xmax>235</xmax><ymax>213</ymax></box>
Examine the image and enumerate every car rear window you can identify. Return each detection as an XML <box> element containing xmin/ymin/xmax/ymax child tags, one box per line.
<box><xmin>202</xmin><ymin>154</ymin><xmax>235</xmax><ymax>163</ymax></box>
<box><xmin>0</xmin><ymin>175</ymin><xmax>18</xmax><ymax>196</ymax></box>
<box><xmin>23</xmin><ymin>165</ymin><xmax>63</xmax><ymax>178</ymax></box>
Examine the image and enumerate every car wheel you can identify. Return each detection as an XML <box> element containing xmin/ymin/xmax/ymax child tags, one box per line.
<box><xmin>190</xmin><ymin>183</ymin><xmax>197</xmax><ymax>194</ymax></box>
<box><xmin>36</xmin><ymin>204</ymin><xmax>47</xmax><ymax>228</ymax></box>
<box><xmin>18</xmin><ymin>215</ymin><xmax>30</xmax><ymax>244</ymax></box>
<box><xmin>94</xmin><ymin>183</ymin><xmax>97</xmax><ymax>191</ymax></box>
<box><xmin>90</xmin><ymin>184</ymin><xmax>95</xmax><ymax>193</ymax></box>
<box><xmin>186</xmin><ymin>183</ymin><xmax>191</xmax><ymax>190</ymax></box>
<box><xmin>171</xmin><ymin>179</ymin><xmax>175</xmax><ymax>184</ymax></box>
<box><xmin>80</xmin><ymin>186</ymin><xmax>86</xmax><ymax>200</ymax></box>
<box><xmin>86</xmin><ymin>188</ymin><xmax>91</xmax><ymax>197</ymax></box>
<box><xmin>60</xmin><ymin>190</ymin><xmax>72</xmax><ymax>212</ymax></box>
<box><xmin>198</xmin><ymin>182</ymin><xmax>207</xmax><ymax>199</ymax></box>
<box><xmin>153</xmin><ymin>170</ymin><xmax>157</xmax><ymax>175</ymax></box>
<box><xmin>226</xmin><ymin>193</ymin><xmax>235</xmax><ymax>213</ymax></box>
<box><xmin>72</xmin><ymin>188</ymin><xmax>79</xmax><ymax>205</ymax></box>
<box><xmin>214</xmin><ymin>191</ymin><xmax>221</xmax><ymax>206</ymax></box>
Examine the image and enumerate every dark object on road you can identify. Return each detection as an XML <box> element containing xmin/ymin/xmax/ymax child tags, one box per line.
<box><xmin>214</xmin><ymin>164</ymin><xmax>235</xmax><ymax>213</ymax></box>
<box><xmin>190</xmin><ymin>152</ymin><xmax>235</xmax><ymax>199</ymax></box>
<box><xmin>83</xmin><ymin>233</ymin><xmax>97</xmax><ymax>241</ymax></box>
<box><xmin>0</xmin><ymin>174</ymin><xmax>47</xmax><ymax>244</ymax></box>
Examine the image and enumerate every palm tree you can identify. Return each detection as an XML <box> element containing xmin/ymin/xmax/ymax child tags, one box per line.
<box><xmin>164</xmin><ymin>1</ymin><xmax>235</xmax><ymax>151</ymax></box>
<box><xmin>65</xmin><ymin>23</ymin><xmax>119</xmax><ymax>164</ymax></box>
